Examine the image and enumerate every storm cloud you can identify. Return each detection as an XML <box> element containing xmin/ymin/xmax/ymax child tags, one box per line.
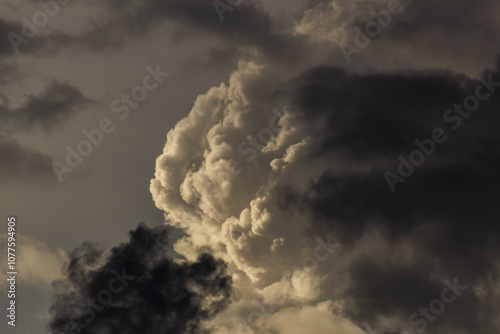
<box><xmin>48</xmin><ymin>223</ymin><xmax>232</xmax><ymax>334</ymax></box>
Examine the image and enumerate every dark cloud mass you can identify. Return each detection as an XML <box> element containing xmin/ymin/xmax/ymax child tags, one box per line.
<box><xmin>48</xmin><ymin>223</ymin><xmax>232</xmax><ymax>334</ymax></box>
<box><xmin>280</xmin><ymin>60</ymin><xmax>500</xmax><ymax>333</ymax></box>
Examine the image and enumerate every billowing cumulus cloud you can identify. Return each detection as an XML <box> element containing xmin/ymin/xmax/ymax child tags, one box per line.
<box><xmin>150</xmin><ymin>52</ymin><xmax>500</xmax><ymax>333</ymax></box>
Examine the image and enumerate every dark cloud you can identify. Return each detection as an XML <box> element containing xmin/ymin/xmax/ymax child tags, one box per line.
<box><xmin>276</xmin><ymin>59</ymin><xmax>500</xmax><ymax>333</ymax></box>
<box><xmin>135</xmin><ymin>0</ymin><xmax>299</xmax><ymax>59</ymax></box>
<box><xmin>48</xmin><ymin>223</ymin><xmax>232</xmax><ymax>334</ymax></box>
<box><xmin>5</xmin><ymin>0</ymin><xmax>304</xmax><ymax>64</ymax></box>
<box><xmin>289</xmin><ymin>60</ymin><xmax>500</xmax><ymax>239</ymax></box>
<box><xmin>345</xmin><ymin>259</ymin><xmax>489</xmax><ymax>334</ymax></box>
<box><xmin>0</xmin><ymin>81</ymin><xmax>93</xmax><ymax>133</ymax></box>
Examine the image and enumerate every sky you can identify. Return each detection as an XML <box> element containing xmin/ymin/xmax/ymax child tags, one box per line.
<box><xmin>0</xmin><ymin>0</ymin><xmax>500</xmax><ymax>333</ymax></box>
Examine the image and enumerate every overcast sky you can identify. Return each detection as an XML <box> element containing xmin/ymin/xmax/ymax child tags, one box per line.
<box><xmin>1</xmin><ymin>0</ymin><xmax>500</xmax><ymax>333</ymax></box>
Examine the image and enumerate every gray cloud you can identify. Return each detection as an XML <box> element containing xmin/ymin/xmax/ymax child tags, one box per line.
<box><xmin>3</xmin><ymin>0</ymin><xmax>305</xmax><ymax>65</ymax></box>
<box><xmin>0</xmin><ymin>81</ymin><xmax>93</xmax><ymax>133</ymax></box>
<box><xmin>0</xmin><ymin>133</ymin><xmax>54</xmax><ymax>183</ymax></box>
<box><xmin>0</xmin><ymin>17</ymin><xmax>23</xmax><ymax>55</ymax></box>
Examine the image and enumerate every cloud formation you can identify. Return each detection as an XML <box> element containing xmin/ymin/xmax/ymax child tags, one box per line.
<box><xmin>4</xmin><ymin>0</ymin><xmax>497</xmax><ymax>332</ymax></box>
<box><xmin>48</xmin><ymin>223</ymin><xmax>232</xmax><ymax>334</ymax></box>
<box><xmin>150</xmin><ymin>55</ymin><xmax>500</xmax><ymax>333</ymax></box>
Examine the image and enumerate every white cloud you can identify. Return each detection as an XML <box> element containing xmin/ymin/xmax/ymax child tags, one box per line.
<box><xmin>0</xmin><ymin>233</ymin><xmax>68</xmax><ymax>291</ymax></box>
<box><xmin>149</xmin><ymin>59</ymin><xmax>361</xmax><ymax>332</ymax></box>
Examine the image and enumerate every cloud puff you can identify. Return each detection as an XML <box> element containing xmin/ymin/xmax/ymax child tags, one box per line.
<box><xmin>0</xmin><ymin>233</ymin><xmax>68</xmax><ymax>290</ymax></box>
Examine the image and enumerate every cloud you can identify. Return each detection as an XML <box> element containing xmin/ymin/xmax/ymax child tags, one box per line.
<box><xmin>0</xmin><ymin>81</ymin><xmax>93</xmax><ymax>133</ymax></box>
<box><xmin>263</xmin><ymin>301</ymin><xmax>365</xmax><ymax>334</ymax></box>
<box><xmin>0</xmin><ymin>133</ymin><xmax>55</xmax><ymax>184</ymax></box>
<box><xmin>48</xmin><ymin>223</ymin><xmax>232</xmax><ymax>334</ymax></box>
<box><xmin>0</xmin><ymin>81</ymin><xmax>95</xmax><ymax>186</ymax></box>
<box><xmin>150</xmin><ymin>54</ymin><xmax>500</xmax><ymax>333</ymax></box>
<box><xmin>5</xmin><ymin>0</ymin><xmax>495</xmax><ymax>332</ymax></box>
<box><xmin>1</xmin><ymin>0</ymin><xmax>305</xmax><ymax>65</ymax></box>
<box><xmin>3</xmin><ymin>0</ymin><xmax>499</xmax><ymax>77</ymax></box>
<box><xmin>0</xmin><ymin>17</ymin><xmax>23</xmax><ymax>55</ymax></box>
<box><xmin>293</xmin><ymin>0</ymin><xmax>500</xmax><ymax>73</ymax></box>
<box><xmin>128</xmin><ymin>0</ymin><xmax>299</xmax><ymax>59</ymax></box>
<box><xmin>0</xmin><ymin>234</ymin><xmax>68</xmax><ymax>290</ymax></box>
